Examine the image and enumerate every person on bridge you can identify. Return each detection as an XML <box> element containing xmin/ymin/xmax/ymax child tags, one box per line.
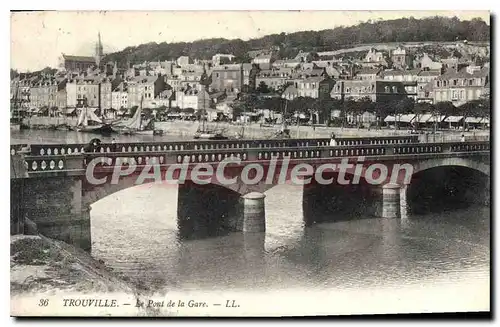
<box><xmin>461</xmin><ymin>134</ymin><xmax>466</xmax><ymax>142</ymax></box>
<box><xmin>111</xmin><ymin>138</ymin><xmax>117</xmax><ymax>152</ymax></box>
<box><xmin>329</xmin><ymin>133</ymin><xmax>337</xmax><ymax>146</ymax></box>
<box><xmin>83</xmin><ymin>138</ymin><xmax>102</xmax><ymax>153</ymax></box>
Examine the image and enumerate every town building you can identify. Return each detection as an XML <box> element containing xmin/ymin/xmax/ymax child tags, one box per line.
<box><xmin>65</xmin><ymin>75</ymin><xmax>101</xmax><ymax>108</ymax></box>
<box><xmin>100</xmin><ymin>76</ymin><xmax>122</xmax><ymax>109</ymax></box>
<box><xmin>360</xmin><ymin>48</ymin><xmax>389</xmax><ymax>68</ymax></box>
<box><xmin>255</xmin><ymin>68</ymin><xmax>294</xmax><ymax>90</ymax></box>
<box><xmin>212</xmin><ymin>54</ymin><xmax>235</xmax><ymax>66</ymax></box>
<box><xmin>59</xmin><ymin>55</ymin><xmax>96</xmax><ymax>72</ymax></box>
<box><xmin>381</xmin><ymin>69</ymin><xmax>421</xmax><ymax>82</ymax></box>
<box><xmin>58</xmin><ymin>33</ymin><xmax>103</xmax><ymax>72</ymax></box>
<box><xmin>354</xmin><ymin>68</ymin><xmax>381</xmax><ymax>81</ymax></box>
<box><xmin>210</xmin><ymin>64</ymin><xmax>243</xmax><ymax>94</ymax></box>
<box><xmin>252</xmin><ymin>52</ymin><xmax>275</xmax><ymax>69</ymax></box>
<box><xmin>281</xmin><ymin>85</ymin><xmax>299</xmax><ymax>100</ymax></box>
<box><xmin>433</xmin><ymin>65</ymin><xmax>489</xmax><ymax>106</ymax></box>
<box><xmin>176</xmin><ymin>56</ymin><xmax>192</xmax><ymax>67</ymax></box>
<box><xmin>111</xmin><ymin>82</ymin><xmax>128</xmax><ymax>110</ymax></box>
<box><xmin>440</xmin><ymin>57</ymin><xmax>459</xmax><ymax>71</ymax></box>
<box><xmin>242</xmin><ymin>63</ymin><xmax>257</xmax><ymax>90</ymax></box>
<box><xmin>416</xmin><ymin>70</ymin><xmax>441</xmax><ymax>103</ymax></box>
<box><xmin>414</xmin><ymin>53</ymin><xmax>443</xmax><ymax>71</ymax></box>
<box><xmin>126</xmin><ymin>75</ymin><xmax>166</xmax><ymax>108</ymax></box>
<box><xmin>273</xmin><ymin>59</ymin><xmax>301</xmax><ymax>69</ymax></box>
<box><xmin>172</xmin><ymin>88</ymin><xmax>210</xmax><ymax>110</ymax></box>
<box><xmin>30</xmin><ymin>78</ymin><xmax>67</xmax><ymax>109</ymax></box>
<box><xmin>330</xmin><ymin>80</ymin><xmax>415</xmax><ymax>103</ymax></box>
<box><xmin>391</xmin><ymin>47</ymin><xmax>412</xmax><ymax>70</ymax></box>
<box><xmin>297</xmin><ymin>76</ymin><xmax>334</xmax><ymax>99</ymax></box>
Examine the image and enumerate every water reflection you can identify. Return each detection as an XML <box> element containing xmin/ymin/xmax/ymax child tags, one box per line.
<box><xmin>90</xmin><ymin>183</ymin><xmax>489</xmax><ymax>293</ymax></box>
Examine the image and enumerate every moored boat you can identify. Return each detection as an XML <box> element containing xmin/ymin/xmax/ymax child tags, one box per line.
<box><xmin>75</xmin><ymin>102</ymin><xmax>112</xmax><ymax>135</ymax></box>
<box><xmin>193</xmin><ymin>130</ymin><xmax>228</xmax><ymax>140</ymax></box>
<box><xmin>111</xmin><ymin>96</ymin><xmax>162</xmax><ymax>135</ymax></box>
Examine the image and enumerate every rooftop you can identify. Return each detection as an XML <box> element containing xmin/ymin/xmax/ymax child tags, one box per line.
<box><xmin>437</xmin><ymin>66</ymin><xmax>489</xmax><ymax>80</ymax></box>
<box><xmin>62</xmin><ymin>54</ymin><xmax>95</xmax><ymax>63</ymax></box>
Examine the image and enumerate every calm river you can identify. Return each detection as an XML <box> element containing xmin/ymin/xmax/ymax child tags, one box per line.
<box><xmin>12</xmin><ymin>130</ymin><xmax>490</xmax><ymax>312</ymax></box>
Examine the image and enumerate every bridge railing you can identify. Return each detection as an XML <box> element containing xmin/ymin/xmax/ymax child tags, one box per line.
<box><xmin>10</xmin><ymin>144</ymin><xmax>28</xmax><ymax>155</ymax></box>
<box><xmin>20</xmin><ymin>141</ymin><xmax>489</xmax><ymax>174</ymax></box>
<box><xmin>14</xmin><ymin>135</ymin><xmax>419</xmax><ymax>156</ymax></box>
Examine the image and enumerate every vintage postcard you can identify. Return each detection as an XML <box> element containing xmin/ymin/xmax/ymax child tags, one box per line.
<box><xmin>10</xmin><ymin>10</ymin><xmax>490</xmax><ymax>317</ymax></box>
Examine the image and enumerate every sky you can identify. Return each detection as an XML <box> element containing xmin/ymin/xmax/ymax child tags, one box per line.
<box><xmin>10</xmin><ymin>10</ymin><xmax>490</xmax><ymax>72</ymax></box>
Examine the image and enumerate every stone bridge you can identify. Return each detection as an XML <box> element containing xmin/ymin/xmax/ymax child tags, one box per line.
<box><xmin>10</xmin><ymin>136</ymin><xmax>490</xmax><ymax>251</ymax></box>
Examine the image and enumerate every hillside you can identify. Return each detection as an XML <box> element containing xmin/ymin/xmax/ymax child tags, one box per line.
<box><xmin>103</xmin><ymin>16</ymin><xmax>490</xmax><ymax>67</ymax></box>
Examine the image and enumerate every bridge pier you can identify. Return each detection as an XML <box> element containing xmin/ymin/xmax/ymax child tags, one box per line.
<box><xmin>484</xmin><ymin>178</ymin><xmax>490</xmax><ymax>206</ymax></box>
<box><xmin>12</xmin><ymin>176</ymin><xmax>91</xmax><ymax>251</ymax></box>
<box><xmin>381</xmin><ymin>183</ymin><xmax>401</xmax><ymax>219</ymax></box>
<box><xmin>399</xmin><ymin>184</ymin><xmax>409</xmax><ymax>219</ymax></box>
<box><xmin>177</xmin><ymin>181</ymin><xmax>241</xmax><ymax>239</ymax></box>
<box><xmin>242</xmin><ymin>192</ymin><xmax>266</xmax><ymax>233</ymax></box>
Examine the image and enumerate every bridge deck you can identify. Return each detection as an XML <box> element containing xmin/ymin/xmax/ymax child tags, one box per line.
<box><xmin>11</xmin><ymin>135</ymin><xmax>419</xmax><ymax>156</ymax></box>
<box><xmin>15</xmin><ymin>140</ymin><xmax>490</xmax><ymax>177</ymax></box>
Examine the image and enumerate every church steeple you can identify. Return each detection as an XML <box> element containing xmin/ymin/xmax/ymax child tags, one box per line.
<box><xmin>95</xmin><ymin>32</ymin><xmax>103</xmax><ymax>68</ymax></box>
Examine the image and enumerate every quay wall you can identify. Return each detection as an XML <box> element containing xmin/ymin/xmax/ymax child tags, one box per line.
<box><xmin>23</xmin><ymin>117</ymin><xmax>78</xmax><ymax>127</ymax></box>
<box><xmin>20</xmin><ymin>117</ymin><xmax>489</xmax><ymax>142</ymax></box>
<box><xmin>154</xmin><ymin>121</ymin><xmax>490</xmax><ymax>142</ymax></box>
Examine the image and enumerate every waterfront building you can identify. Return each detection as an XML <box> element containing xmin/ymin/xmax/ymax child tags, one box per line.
<box><xmin>127</xmin><ymin>75</ymin><xmax>167</xmax><ymax>108</ymax></box>
<box><xmin>171</xmin><ymin>88</ymin><xmax>210</xmax><ymax>110</ymax></box>
<box><xmin>256</xmin><ymin>67</ymin><xmax>294</xmax><ymax>91</ymax></box>
<box><xmin>416</xmin><ymin>70</ymin><xmax>441</xmax><ymax>104</ymax></box>
<box><xmin>100</xmin><ymin>76</ymin><xmax>123</xmax><ymax>109</ymax></box>
<box><xmin>330</xmin><ymin>80</ymin><xmax>415</xmax><ymax>103</ymax></box>
<box><xmin>111</xmin><ymin>82</ymin><xmax>128</xmax><ymax>110</ymax></box>
<box><xmin>210</xmin><ymin>64</ymin><xmax>244</xmax><ymax>94</ymax></box>
<box><xmin>30</xmin><ymin>78</ymin><xmax>67</xmax><ymax>109</ymax></box>
<box><xmin>297</xmin><ymin>76</ymin><xmax>334</xmax><ymax>99</ymax></box>
<box><xmin>281</xmin><ymin>84</ymin><xmax>299</xmax><ymax>100</ymax></box>
<box><xmin>433</xmin><ymin>65</ymin><xmax>489</xmax><ymax>106</ymax></box>
<box><xmin>65</xmin><ymin>75</ymin><xmax>100</xmax><ymax>108</ymax></box>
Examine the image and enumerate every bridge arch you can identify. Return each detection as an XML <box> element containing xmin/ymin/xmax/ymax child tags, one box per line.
<box><xmin>406</xmin><ymin>157</ymin><xmax>490</xmax><ymax>215</ymax></box>
<box><xmin>412</xmin><ymin>157</ymin><xmax>490</xmax><ymax>177</ymax></box>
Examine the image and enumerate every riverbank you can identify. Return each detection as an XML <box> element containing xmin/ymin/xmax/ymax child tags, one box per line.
<box><xmin>10</xmin><ymin>235</ymin><xmax>167</xmax><ymax>316</ymax></box>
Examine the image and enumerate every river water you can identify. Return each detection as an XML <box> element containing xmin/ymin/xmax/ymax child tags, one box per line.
<box><xmin>12</xmin><ymin>130</ymin><xmax>491</xmax><ymax>313</ymax></box>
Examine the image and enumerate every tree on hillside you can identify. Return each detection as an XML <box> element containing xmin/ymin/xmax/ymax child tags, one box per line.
<box><xmin>102</xmin><ymin>16</ymin><xmax>489</xmax><ymax>66</ymax></box>
<box><xmin>256</xmin><ymin>81</ymin><xmax>270</xmax><ymax>94</ymax></box>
